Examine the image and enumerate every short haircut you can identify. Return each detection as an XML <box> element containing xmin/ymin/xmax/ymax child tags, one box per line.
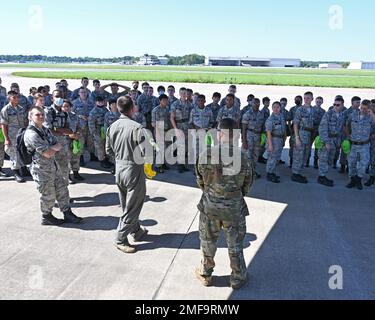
<box><xmin>30</xmin><ymin>106</ymin><xmax>45</xmax><ymax>114</ymax></box>
<box><xmin>361</xmin><ymin>99</ymin><xmax>371</xmax><ymax>107</ymax></box>
<box><xmin>280</xmin><ymin>97</ymin><xmax>288</xmax><ymax>102</ymax></box>
<box><xmin>8</xmin><ymin>90</ymin><xmax>19</xmax><ymax>97</ymax></box>
<box><xmin>33</xmin><ymin>93</ymin><xmax>44</xmax><ymax>100</ymax></box>
<box><xmin>37</xmin><ymin>86</ymin><xmax>46</xmax><ymax>93</ymax></box>
<box><xmin>316</xmin><ymin>96</ymin><xmax>323</xmax><ymax>100</ymax></box>
<box><xmin>117</xmin><ymin>96</ymin><xmax>134</xmax><ymax>114</ymax></box>
<box><xmin>229</xmin><ymin>85</ymin><xmax>237</xmax><ymax>90</ymax></box>
<box><xmin>304</xmin><ymin>92</ymin><xmax>313</xmax><ymax>97</ymax></box>
<box><xmin>157</xmin><ymin>86</ymin><xmax>166</xmax><ymax>92</ymax></box>
<box><xmin>219</xmin><ymin>118</ymin><xmax>236</xmax><ymax>140</ymax></box>
<box><xmin>263</xmin><ymin>97</ymin><xmax>270</xmax><ymax>103</ymax></box>
<box><xmin>63</xmin><ymin>100</ymin><xmax>72</xmax><ymax>107</ymax></box>
<box><xmin>371</xmin><ymin>99</ymin><xmax>375</xmax><ymax>104</ymax></box>
<box><xmin>168</xmin><ymin>85</ymin><xmax>175</xmax><ymax>90</ymax></box>
<box><xmin>247</xmin><ymin>94</ymin><xmax>255</xmax><ymax>100</ymax></box>
<box><xmin>198</xmin><ymin>94</ymin><xmax>206</xmax><ymax>100</ymax></box>
<box><xmin>213</xmin><ymin>92</ymin><xmax>221</xmax><ymax>99</ymax></box>
<box><xmin>296</xmin><ymin>95</ymin><xmax>303</xmax><ymax>100</ymax></box>
<box><xmin>79</xmin><ymin>87</ymin><xmax>87</xmax><ymax>92</ymax></box>
<box><xmin>159</xmin><ymin>94</ymin><xmax>169</xmax><ymax>101</ymax></box>
<box><xmin>29</xmin><ymin>87</ymin><xmax>37</xmax><ymax>94</ymax></box>
<box><xmin>254</xmin><ymin>98</ymin><xmax>261</xmax><ymax>104</ymax></box>
<box><xmin>95</xmin><ymin>96</ymin><xmax>105</xmax><ymax>102</ymax></box>
<box><xmin>272</xmin><ymin>101</ymin><xmax>281</xmax><ymax>108</ymax></box>
<box><xmin>81</xmin><ymin>77</ymin><xmax>89</xmax><ymax>81</ymax></box>
<box><xmin>226</xmin><ymin>93</ymin><xmax>235</xmax><ymax>99</ymax></box>
<box><xmin>142</xmin><ymin>82</ymin><xmax>150</xmax><ymax>87</ymax></box>
<box><xmin>52</xmin><ymin>89</ymin><xmax>61</xmax><ymax>96</ymax></box>
<box><xmin>352</xmin><ymin>96</ymin><xmax>361</xmax><ymax>103</ymax></box>
<box><xmin>179</xmin><ymin>87</ymin><xmax>187</xmax><ymax>92</ymax></box>
<box><xmin>93</xmin><ymin>79</ymin><xmax>100</xmax><ymax>84</ymax></box>
<box><xmin>335</xmin><ymin>97</ymin><xmax>344</xmax><ymax>103</ymax></box>
<box><xmin>108</xmin><ymin>98</ymin><xmax>117</xmax><ymax>105</ymax></box>
<box><xmin>187</xmin><ymin>89</ymin><xmax>193</xmax><ymax>94</ymax></box>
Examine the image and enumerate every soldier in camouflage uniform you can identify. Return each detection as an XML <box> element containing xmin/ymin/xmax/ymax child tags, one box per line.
<box><xmin>152</xmin><ymin>94</ymin><xmax>171</xmax><ymax>173</ymax></box>
<box><xmin>167</xmin><ymin>85</ymin><xmax>178</xmax><ymax>112</ymax></box>
<box><xmin>88</xmin><ymin>97</ymin><xmax>111</xmax><ymax>169</ymax></box>
<box><xmin>90</xmin><ymin>80</ymin><xmax>110</xmax><ymax>103</ymax></box>
<box><xmin>206</xmin><ymin>93</ymin><xmax>221</xmax><ymax>128</ymax></box>
<box><xmin>220</xmin><ymin>85</ymin><xmax>241</xmax><ymax>111</ymax></box>
<box><xmin>339</xmin><ymin>96</ymin><xmax>361</xmax><ymax>173</ymax></box>
<box><xmin>44</xmin><ymin>90</ymin><xmax>73</xmax><ymax>185</ymax></box>
<box><xmin>189</xmin><ymin>95</ymin><xmax>215</xmax><ymax>160</ymax></box>
<box><xmin>0</xmin><ymin>77</ymin><xmax>6</xmax><ymax>97</ymax></box>
<box><xmin>0</xmin><ymin>93</ymin><xmax>7</xmax><ymax>177</ymax></box>
<box><xmin>317</xmin><ymin>98</ymin><xmax>345</xmax><ymax>187</ymax></box>
<box><xmin>71</xmin><ymin>77</ymin><xmax>91</xmax><ymax>101</ymax></box>
<box><xmin>308</xmin><ymin>96</ymin><xmax>326</xmax><ymax>169</ymax></box>
<box><xmin>104</xmin><ymin>99</ymin><xmax>121</xmax><ymax>172</ymax></box>
<box><xmin>62</xmin><ymin>100</ymin><xmax>84</xmax><ymax>183</ymax></box>
<box><xmin>132</xmin><ymin>104</ymin><xmax>147</xmax><ymax>128</ymax></box>
<box><xmin>170</xmin><ymin>88</ymin><xmax>192</xmax><ymax>173</ymax></box>
<box><xmin>8</xmin><ymin>83</ymin><xmax>31</xmax><ymax>113</ymax></box>
<box><xmin>195</xmin><ymin>118</ymin><xmax>254</xmax><ymax>290</ymax></box>
<box><xmin>100</xmin><ymin>82</ymin><xmax>130</xmax><ymax>102</ymax></box>
<box><xmin>291</xmin><ymin>92</ymin><xmax>316</xmax><ymax>184</ymax></box>
<box><xmin>265</xmin><ymin>102</ymin><xmax>286</xmax><ymax>183</ymax></box>
<box><xmin>242</xmin><ymin>98</ymin><xmax>265</xmax><ymax>178</ymax></box>
<box><xmin>365</xmin><ymin>99</ymin><xmax>375</xmax><ymax>187</ymax></box>
<box><xmin>258</xmin><ymin>97</ymin><xmax>271</xmax><ymax>163</ymax></box>
<box><xmin>287</xmin><ymin>96</ymin><xmax>303</xmax><ymax>168</ymax></box>
<box><xmin>0</xmin><ymin>94</ymin><xmax>7</xmax><ymax>109</ymax></box>
<box><xmin>346</xmin><ymin>100</ymin><xmax>375</xmax><ymax>190</ymax></box>
<box><xmin>72</xmin><ymin>87</ymin><xmax>96</xmax><ymax>163</ymax></box>
<box><xmin>1</xmin><ymin>91</ymin><xmax>28</xmax><ymax>182</ymax></box>
<box><xmin>24</xmin><ymin>106</ymin><xmax>82</xmax><ymax>226</ymax></box>
<box><xmin>216</xmin><ymin>94</ymin><xmax>241</xmax><ymax>129</ymax></box>
<box><xmin>137</xmin><ymin>82</ymin><xmax>153</xmax><ymax>130</ymax></box>
<box><xmin>148</xmin><ymin>86</ymin><xmax>160</xmax><ymax>110</ymax></box>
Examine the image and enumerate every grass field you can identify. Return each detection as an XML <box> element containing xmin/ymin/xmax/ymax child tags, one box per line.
<box><xmin>5</xmin><ymin>63</ymin><xmax>375</xmax><ymax>88</ymax></box>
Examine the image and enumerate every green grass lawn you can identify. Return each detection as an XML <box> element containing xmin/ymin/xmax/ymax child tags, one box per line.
<box><xmin>12</xmin><ymin>68</ymin><xmax>375</xmax><ymax>89</ymax></box>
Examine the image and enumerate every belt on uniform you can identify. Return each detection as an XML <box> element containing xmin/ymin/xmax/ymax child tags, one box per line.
<box><xmin>272</xmin><ymin>133</ymin><xmax>285</xmax><ymax>139</ymax></box>
<box><xmin>247</xmin><ymin>129</ymin><xmax>262</xmax><ymax>134</ymax></box>
<box><xmin>176</xmin><ymin>119</ymin><xmax>189</xmax><ymax>124</ymax></box>
<box><xmin>351</xmin><ymin>140</ymin><xmax>370</xmax><ymax>146</ymax></box>
<box><xmin>302</xmin><ymin>127</ymin><xmax>314</xmax><ymax>133</ymax></box>
<box><xmin>329</xmin><ymin>134</ymin><xmax>339</xmax><ymax>138</ymax></box>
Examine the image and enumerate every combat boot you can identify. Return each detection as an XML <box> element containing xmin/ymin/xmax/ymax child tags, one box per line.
<box><xmin>80</xmin><ymin>155</ymin><xmax>85</xmax><ymax>167</ymax></box>
<box><xmin>68</xmin><ymin>175</ymin><xmax>76</xmax><ymax>185</ymax></box>
<box><xmin>195</xmin><ymin>268</ymin><xmax>213</xmax><ymax>287</ymax></box>
<box><xmin>356</xmin><ymin>177</ymin><xmax>363</xmax><ymax>191</ymax></box>
<box><xmin>42</xmin><ymin>214</ymin><xmax>64</xmax><ymax>226</ymax></box>
<box><xmin>20</xmin><ymin>166</ymin><xmax>32</xmax><ymax>177</ymax></box>
<box><xmin>291</xmin><ymin>174</ymin><xmax>308</xmax><ymax>184</ymax></box>
<box><xmin>73</xmin><ymin>171</ymin><xmax>85</xmax><ymax>181</ymax></box>
<box><xmin>365</xmin><ymin>176</ymin><xmax>375</xmax><ymax>187</ymax></box>
<box><xmin>267</xmin><ymin>173</ymin><xmax>280</xmax><ymax>184</ymax></box>
<box><xmin>318</xmin><ymin>176</ymin><xmax>334</xmax><ymax>187</ymax></box>
<box><xmin>0</xmin><ymin>168</ymin><xmax>10</xmax><ymax>178</ymax></box>
<box><xmin>339</xmin><ymin>165</ymin><xmax>346</xmax><ymax>174</ymax></box>
<box><xmin>314</xmin><ymin>158</ymin><xmax>319</xmax><ymax>169</ymax></box>
<box><xmin>346</xmin><ymin>176</ymin><xmax>357</xmax><ymax>189</ymax></box>
<box><xmin>90</xmin><ymin>153</ymin><xmax>99</xmax><ymax>162</ymax></box>
<box><xmin>255</xmin><ymin>172</ymin><xmax>261</xmax><ymax>179</ymax></box>
<box><xmin>116</xmin><ymin>243</ymin><xmax>137</xmax><ymax>254</ymax></box>
<box><xmin>231</xmin><ymin>275</ymin><xmax>248</xmax><ymax>290</ymax></box>
<box><xmin>63</xmin><ymin>209</ymin><xmax>83</xmax><ymax>224</ymax></box>
<box><xmin>100</xmin><ymin>159</ymin><xmax>112</xmax><ymax>169</ymax></box>
<box><xmin>289</xmin><ymin>158</ymin><xmax>293</xmax><ymax>168</ymax></box>
<box><xmin>13</xmin><ymin>170</ymin><xmax>26</xmax><ymax>183</ymax></box>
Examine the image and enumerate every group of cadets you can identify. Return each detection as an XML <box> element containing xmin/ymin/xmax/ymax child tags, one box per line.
<box><xmin>1</xmin><ymin>77</ymin><xmax>375</xmax><ymax>190</ymax></box>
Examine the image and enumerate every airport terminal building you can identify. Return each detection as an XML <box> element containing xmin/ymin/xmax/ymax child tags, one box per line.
<box><xmin>205</xmin><ymin>56</ymin><xmax>301</xmax><ymax>67</ymax></box>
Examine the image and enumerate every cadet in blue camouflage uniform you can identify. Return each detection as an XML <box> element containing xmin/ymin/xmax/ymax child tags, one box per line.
<box><xmin>220</xmin><ymin>85</ymin><xmax>241</xmax><ymax>111</ymax></box>
<box><xmin>242</xmin><ymin>98</ymin><xmax>265</xmax><ymax>178</ymax></box>
<box><xmin>365</xmin><ymin>100</ymin><xmax>375</xmax><ymax>187</ymax></box>
<box><xmin>88</xmin><ymin>97</ymin><xmax>111</xmax><ymax>169</ymax></box>
<box><xmin>100</xmin><ymin>82</ymin><xmax>130</xmax><ymax>102</ymax></box>
<box><xmin>71</xmin><ymin>77</ymin><xmax>91</xmax><ymax>101</ymax></box>
<box><xmin>291</xmin><ymin>92</ymin><xmax>316</xmax><ymax>184</ymax></box>
<box><xmin>170</xmin><ymin>88</ymin><xmax>193</xmax><ymax>173</ymax></box>
<box><xmin>9</xmin><ymin>83</ymin><xmax>31</xmax><ymax>113</ymax></box>
<box><xmin>167</xmin><ymin>85</ymin><xmax>178</xmax><ymax>112</ymax></box>
<box><xmin>132</xmin><ymin>104</ymin><xmax>147</xmax><ymax>128</ymax></box>
<box><xmin>0</xmin><ymin>92</ymin><xmax>7</xmax><ymax>177</ymax></box>
<box><xmin>152</xmin><ymin>94</ymin><xmax>171</xmax><ymax>173</ymax></box>
<box><xmin>339</xmin><ymin>96</ymin><xmax>361</xmax><ymax>173</ymax></box>
<box><xmin>258</xmin><ymin>97</ymin><xmax>271</xmax><ymax>164</ymax></box>
<box><xmin>265</xmin><ymin>102</ymin><xmax>286</xmax><ymax>183</ymax></box>
<box><xmin>216</xmin><ymin>94</ymin><xmax>241</xmax><ymax>129</ymax></box>
<box><xmin>0</xmin><ymin>77</ymin><xmax>6</xmax><ymax>96</ymax></box>
<box><xmin>1</xmin><ymin>91</ymin><xmax>28</xmax><ymax>182</ymax></box>
<box><xmin>346</xmin><ymin>100</ymin><xmax>375</xmax><ymax>190</ymax></box>
<box><xmin>137</xmin><ymin>82</ymin><xmax>153</xmax><ymax>130</ymax></box>
<box><xmin>189</xmin><ymin>95</ymin><xmax>215</xmax><ymax>159</ymax></box>
<box><xmin>317</xmin><ymin>98</ymin><xmax>345</xmax><ymax>187</ymax></box>
<box><xmin>287</xmin><ymin>96</ymin><xmax>303</xmax><ymax>168</ymax></box>
<box><xmin>24</xmin><ymin>106</ymin><xmax>82</xmax><ymax>226</ymax></box>
<box><xmin>195</xmin><ymin>118</ymin><xmax>254</xmax><ymax>290</ymax></box>
<box><xmin>90</xmin><ymin>80</ymin><xmax>110</xmax><ymax>103</ymax></box>
<box><xmin>206</xmin><ymin>92</ymin><xmax>221</xmax><ymax>128</ymax></box>
<box><xmin>72</xmin><ymin>87</ymin><xmax>96</xmax><ymax>163</ymax></box>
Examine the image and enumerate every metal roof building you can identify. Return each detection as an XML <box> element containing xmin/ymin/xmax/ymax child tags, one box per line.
<box><xmin>205</xmin><ymin>56</ymin><xmax>301</xmax><ymax>67</ymax></box>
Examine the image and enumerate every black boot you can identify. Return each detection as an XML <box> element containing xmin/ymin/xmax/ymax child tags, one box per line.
<box><xmin>42</xmin><ymin>214</ymin><xmax>64</xmax><ymax>226</ymax></box>
<box><xmin>63</xmin><ymin>209</ymin><xmax>83</xmax><ymax>224</ymax></box>
<box><xmin>314</xmin><ymin>158</ymin><xmax>319</xmax><ymax>169</ymax></box>
<box><xmin>21</xmin><ymin>166</ymin><xmax>32</xmax><ymax>177</ymax></box>
<box><xmin>100</xmin><ymin>158</ymin><xmax>112</xmax><ymax>169</ymax></box>
<box><xmin>80</xmin><ymin>155</ymin><xmax>85</xmax><ymax>167</ymax></box>
<box><xmin>356</xmin><ymin>177</ymin><xmax>363</xmax><ymax>191</ymax></box>
<box><xmin>289</xmin><ymin>158</ymin><xmax>293</xmax><ymax>168</ymax></box>
<box><xmin>365</xmin><ymin>176</ymin><xmax>375</xmax><ymax>187</ymax></box>
<box><xmin>13</xmin><ymin>170</ymin><xmax>26</xmax><ymax>183</ymax></box>
<box><xmin>267</xmin><ymin>173</ymin><xmax>280</xmax><ymax>184</ymax></box>
<box><xmin>291</xmin><ymin>174</ymin><xmax>308</xmax><ymax>184</ymax></box>
<box><xmin>73</xmin><ymin>171</ymin><xmax>84</xmax><ymax>181</ymax></box>
<box><xmin>346</xmin><ymin>176</ymin><xmax>357</xmax><ymax>189</ymax></box>
<box><xmin>90</xmin><ymin>153</ymin><xmax>99</xmax><ymax>162</ymax></box>
<box><xmin>318</xmin><ymin>176</ymin><xmax>334</xmax><ymax>187</ymax></box>
<box><xmin>0</xmin><ymin>168</ymin><xmax>10</xmax><ymax>178</ymax></box>
<box><xmin>68</xmin><ymin>174</ymin><xmax>76</xmax><ymax>185</ymax></box>
<box><xmin>339</xmin><ymin>165</ymin><xmax>346</xmax><ymax>174</ymax></box>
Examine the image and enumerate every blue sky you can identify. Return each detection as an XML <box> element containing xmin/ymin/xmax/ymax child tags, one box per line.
<box><xmin>0</xmin><ymin>0</ymin><xmax>373</xmax><ymax>61</ymax></box>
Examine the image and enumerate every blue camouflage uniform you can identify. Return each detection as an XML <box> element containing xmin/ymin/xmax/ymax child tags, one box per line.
<box><xmin>216</xmin><ymin>106</ymin><xmax>241</xmax><ymax>128</ymax></box>
<box><xmin>88</xmin><ymin>106</ymin><xmax>108</xmax><ymax>162</ymax></box>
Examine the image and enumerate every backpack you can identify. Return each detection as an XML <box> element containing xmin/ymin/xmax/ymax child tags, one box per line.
<box><xmin>16</xmin><ymin>126</ymin><xmax>45</xmax><ymax>166</ymax></box>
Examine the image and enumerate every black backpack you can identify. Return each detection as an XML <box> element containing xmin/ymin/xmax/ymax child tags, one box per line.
<box><xmin>16</xmin><ymin>126</ymin><xmax>45</xmax><ymax>166</ymax></box>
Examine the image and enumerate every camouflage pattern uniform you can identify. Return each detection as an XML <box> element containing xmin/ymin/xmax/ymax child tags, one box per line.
<box><xmin>171</xmin><ymin>99</ymin><xmax>192</xmax><ymax>164</ymax></box>
<box><xmin>310</xmin><ymin>105</ymin><xmax>326</xmax><ymax>165</ymax></box>
<box><xmin>340</xmin><ymin>107</ymin><xmax>358</xmax><ymax>167</ymax></box>
<box><xmin>347</xmin><ymin>110</ymin><xmax>374</xmax><ymax>179</ymax></box>
<box><xmin>292</xmin><ymin>105</ymin><xmax>316</xmax><ymax>175</ymax></box>
<box><xmin>66</xmin><ymin>110</ymin><xmax>81</xmax><ymax>172</ymax></box>
<box><xmin>71</xmin><ymin>88</ymin><xmax>92</xmax><ymax>101</ymax></box>
<box><xmin>190</xmin><ymin>106</ymin><xmax>214</xmax><ymax>159</ymax></box>
<box><xmin>287</xmin><ymin>105</ymin><xmax>299</xmax><ymax>163</ymax></box>
<box><xmin>220</xmin><ymin>96</ymin><xmax>241</xmax><ymax>111</ymax></box>
<box><xmin>206</xmin><ymin>102</ymin><xmax>221</xmax><ymax>127</ymax></box>
<box><xmin>0</xmin><ymin>95</ymin><xmax>7</xmax><ymax>109</ymax></box>
<box><xmin>318</xmin><ymin>109</ymin><xmax>345</xmax><ymax>177</ymax></box>
<box><xmin>18</xmin><ymin>94</ymin><xmax>32</xmax><ymax>113</ymax></box>
<box><xmin>44</xmin><ymin>94</ymin><xmax>53</xmax><ymax>107</ymax></box>
<box><xmin>216</xmin><ymin>106</ymin><xmax>241</xmax><ymax>128</ymax></box>
<box><xmin>137</xmin><ymin>93</ymin><xmax>153</xmax><ymax>129</ymax></box>
<box><xmin>265</xmin><ymin>113</ymin><xmax>286</xmax><ymax>175</ymax></box>
<box><xmin>0</xmin><ymin>86</ymin><xmax>6</xmax><ymax>97</ymax></box>
<box><xmin>259</xmin><ymin>106</ymin><xmax>271</xmax><ymax>158</ymax></box>
<box><xmin>90</xmin><ymin>90</ymin><xmax>110</xmax><ymax>104</ymax></box>
<box><xmin>196</xmin><ymin>144</ymin><xmax>254</xmax><ymax>288</ymax></box>
<box><xmin>0</xmin><ymin>96</ymin><xmax>5</xmax><ymax>168</ymax></box>
<box><xmin>24</xmin><ymin>123</ymin><xmax>71</xmax><ymax>217</ymax></box>
<box><xmin>44</xmin><ymin>106</ymin><xmax>71</xmax><ymax>184</ymax></box>
<box><xmin>1</xmin><ymin>103</ymin><xmax>27</xmax><ymax>170</ymax></box>
<box><xmin>132</xmin><ymin>112</ymin><xmax>147</xmax><ymax>128</ymax></box>
<box><xmin>104</xmin><ymin>110</ymin><xmax>121</xmax><ymax>164</ymax></box>
<box><xmin>168</xmin><ymin>96</ymin><xmax>178</xmax><ymax>113</ymax></box>
<box><xmin>369</xmin><ymin>122</ymin><xmax>375</xmax><ymax>177</ymax></box>
<box><xmin>88</xmin><ymin>106</ymin><xmax>108</xmax><ymax>162</ymax></box>
<box><xmin>242</xmin><ymin>107</ymin><xmax>265</xmax><ymax>167</ymax></box>
<box><xmin>152</xmin><ymin>106</ymin><xmax>171</xmax><ymax>168</ymax></box>
<box><xmin>106</xmin><ymin>115</ymin><xmax>149</xmax><ymax>246</ymax></box>
<box><xmin>72</xmin><ymin>97</ymin><xmax>95</xmax><ymax>155</ymax></box>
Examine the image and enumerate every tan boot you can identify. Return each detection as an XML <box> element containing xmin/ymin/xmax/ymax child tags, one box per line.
<box><xmin>116</xmin><ymin>243</ymin><xmax>137</xmax><ymax>254</ymax></box>
<box><xmin>195</xmin><ymin>268</ymin><xmax>213</xmax><ymax>287</ymax></box>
